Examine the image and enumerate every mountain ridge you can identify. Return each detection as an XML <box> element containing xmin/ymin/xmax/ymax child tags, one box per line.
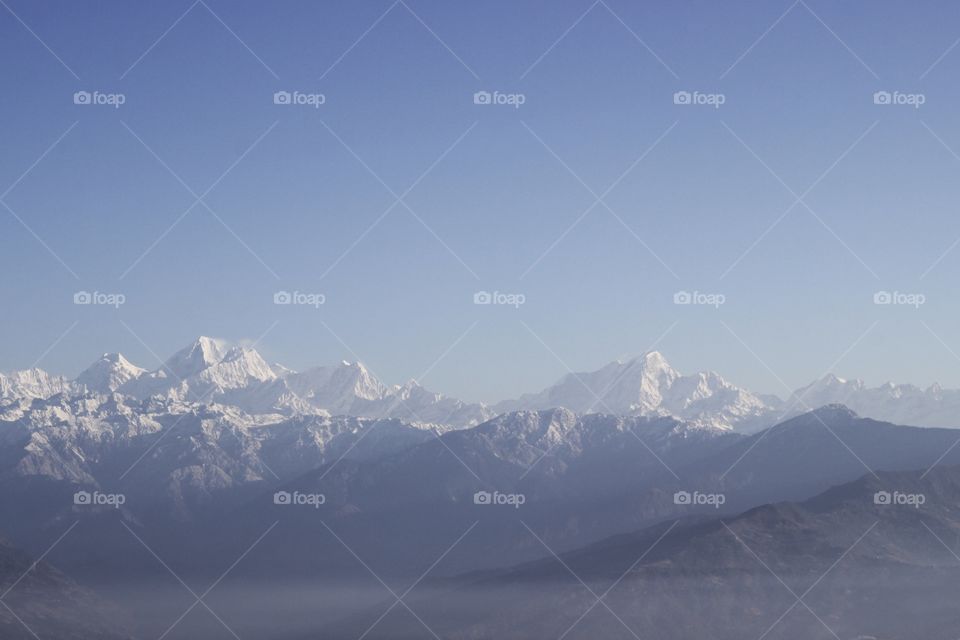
<box><xmin>6</xmin><ymin>339</ymin><xmax>960</xmax><ymax>432</ymax></box>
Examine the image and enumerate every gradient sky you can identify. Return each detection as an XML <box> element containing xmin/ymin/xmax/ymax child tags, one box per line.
<box><xmin>2</xmin><ymin>0</ymin><xmax>960</xmax><ymax>402</ymax></box>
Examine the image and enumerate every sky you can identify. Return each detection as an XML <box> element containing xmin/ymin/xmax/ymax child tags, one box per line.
<box><xmin>2</xmin><ymin>0</ymin><xmax>960</xmax><ymax>403</ymax></box>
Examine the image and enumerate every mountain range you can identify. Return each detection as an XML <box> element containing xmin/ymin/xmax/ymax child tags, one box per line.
<box><xmin>9</xmin><ymin>402</ymin><xmax>940</xmax><ymax>639</ymax></box>
<box><xmin>3</xmin><ymin>339</ymin><xmax>960</xmax><ymax>637</ymax></box>
<box><xmin>5</xmin><ymin>336</ymin><xmax>960</xmax><ymax>432</ymax></box>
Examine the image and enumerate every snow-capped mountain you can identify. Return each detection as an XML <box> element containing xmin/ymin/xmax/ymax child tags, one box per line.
<box><xmin>495</xmin><ymin>351</ymin><xmax>778</xmax><ymax>431</ymax></box>
<box><xmin>495</xmin><ymin>351</ymin><xmax>960</xmax><ymax>431</ymax></box>
<box><xmin>168</xmin><ymin>345</ymin><xmax>279</xmax><ymax>401</ymax></box>
<box><xmin>789</xmin><ymin>373</ymin><xmax>960</xmax><ymax>428</ymax></box>
<box><xmin>374</xmin><ymin>379</ymin><xmax>493</xmax><ymax>427</ymax></box>
<box><xmin>67</xmin><ymin>338</ymin><xmax>297</xmax><ymax>416</ymax></box>
<box><xmin>285</xmin><ymin>360</ymin><xmax>387</xmax><ymax>414</ymax></box>
<box><xmin>75</xmin><ymin>353</ymin><xmax>146</xmax><ymax>393</ymax></box>
<box><xmin>0</xmin><ymin>390</ymin><xmax>437</xmax><ymax>522</ymax></box>
<box><xmin>0</xmin><ymin>336</ymin><xmax>490</xmax><ymax>428</ymax></box>
<box><xmin>9</xmin><ymin>340</ymin><xmax>960</xmax><ymax>433</ymax></box>
<box><xmin>115</xmin><ymin>337</ymin><xmax>275</xmax><ymax>400</ymax></box>
<box><xmin>0</xmin><ymin>368</ymin><xmax>72</xmax><ymax>400</ymax></box>
<box><xmin>277</xmin><ymin>358</ymin><xmax>493</xmax><ymax>425</ymax></box>
<box><xmin>163</xmin><ymin>335</ymin><xmax>228</xmax><ymax>380</ymax></box>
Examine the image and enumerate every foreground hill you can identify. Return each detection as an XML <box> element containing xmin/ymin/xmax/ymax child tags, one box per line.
<box><xmin>0</xmin><ymin>535</ymin><xmax>131</xmax><ymax>639</ymax></box>
<box><xmin>330</xmin><ymin>463</ymin><xmax>960</xmax><ymax>639</ymax></box>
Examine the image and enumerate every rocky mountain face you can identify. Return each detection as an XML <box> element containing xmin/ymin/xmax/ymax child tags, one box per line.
<box><xmin>0</xmin><ymin>391</ymin><xmax>437</xmax><ymax>529</ymax></box>
<box><xmin>0</xmin><ymin>368</ymin><xmax>72</xmax><ymax>400</ymax></box>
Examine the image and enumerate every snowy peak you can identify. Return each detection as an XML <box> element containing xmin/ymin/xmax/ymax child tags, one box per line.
<box><xmin>162</xmin><ymin>336</ymin><xmax>228</xmax><ymax>381</ymax></box>
<box><xmin>88</xmin><ymin>337</ymin><xmax>288</xmax><ymax>413</ymax></box>
<box><xmin>496</xmin><ymin>351</ymin><xmax>773</xmax><ymax>431</ymax></box>
<box><xmin>332</xmin><ymin>361</ymin><xmax>385</xmax><ymax>401</ymax></box>
<box><xmin>191</xmin><ymin>345</ymin><xmax>278</xmax><ymax>391</ymax></box>
<box><xmin>788</xmin><ymin>373</ymin><xmax>960</xmax><ymax>428</ymax></box>
<box><xmin>0</xmin><ymin>368</ymin><xmax>72</xmax><ymax>400</ymax></box>
<box><xmin>627</xmin><ymin>350</ymin><xmax>676</xmax><ymax>377</ymax></box>
<box><xmin>792</xmin><ymin>373</ymin><xmax>864</xmax><ymax>403</ymax></box>
<box><xmin>284</xmin><ymin>360</ymin><xmax>387</xmax><ymax>414</ymax></box>
<box><xmin>75</xmin><ymin>353</ymin><xmax>146</xmax><ymax>393</ymax></box>
<box><xmin>14</xmin><ymin>337</ymin><xmax>960</xmax><ymax>434</ymax></box>
<box><xmin>495</xmin><ymin>351</ymin><xmax>674</xmax><ymax>415</ymax></box>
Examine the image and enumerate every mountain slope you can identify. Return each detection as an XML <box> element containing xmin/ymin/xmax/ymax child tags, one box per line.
<box><xmin>0</xmin><ymin>392</ymin><xmax>437</xmax><ymax>533</ymax></box>
<box><xmin>340</xmin><ymin>464</ymin><xmax>960</xmax><ymax>640</ymax></box>
<box><xmin>0</xmin><ymin>535</ymin><xmax>131</xmax><ymax>639</ymax></box>
<box><xmin>202</xmin><ymin>406</ymin><xmax>960</xmax><ymax>584</ymax></box>
<box><xmin>199</xmin><ymin>409</ymin><xmax>741</xmax><ymax>581</ymax></box>
<box><xmin>684</xmin><ymin>405</ymin><xmax>960</xmax><ymax>511</ymax></box>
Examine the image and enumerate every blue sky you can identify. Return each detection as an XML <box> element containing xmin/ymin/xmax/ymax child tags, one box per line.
<box><xmin>2</xmin><ymin>0</ymin><xmax>960</xmax><ymax>402</ymax></box>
